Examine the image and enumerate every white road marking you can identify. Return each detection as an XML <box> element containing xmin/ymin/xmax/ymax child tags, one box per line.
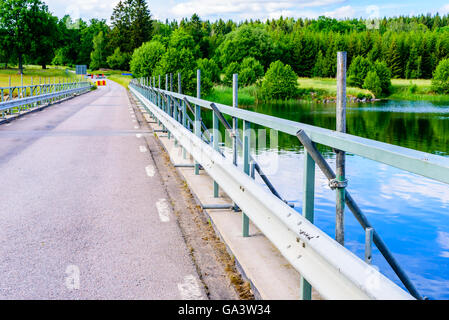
<box><xmin>139</xmin><ymin>145</ymin><xmax>147</xmax><ymax>153</ymax></box>
<box><xmin>133</xmin><ymin>120</ymin><xmax>137</xmax><ymax>122</ymax></box>
<box><xmin>145</xmin><ymin>165</ymin><xmax>155</xmax><ymax>177</ymax></box>
<box><xmin>5</xmin><ymin>123</ymin><xmax>12</xmax><ymax>126</ymax></box>
<box><xmin>136</xmin><ymin>134</ymin><xmax>142</xmax><ymax>138</ymax></box>
<box><xmin>156</xmin><ymin>198</ymin><xmax>170</xmax><ymax>223</ymax></box>
<box><xmin>177</xmin><ymin>275</ymin><xmax>205</xmax><ymax>300</ymax></box>
<box><xmin>134</xmin><ymin>125</ymin><xmax>139</xmax><ymax>129</ymax></box>
<box><xmin>131</xmin><ymin>115</ymin><xmax>136</xmax><ymax>118</ymax></box>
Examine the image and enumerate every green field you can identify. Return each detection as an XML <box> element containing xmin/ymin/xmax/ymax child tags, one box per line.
<box><xmin>0</xmin><ymin>65</ymin><xmax>80</xmax><ymax>88</ymax></box>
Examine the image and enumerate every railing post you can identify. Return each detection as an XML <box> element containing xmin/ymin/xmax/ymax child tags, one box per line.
<box><xmin>335</xmin><ymin>51</ymin><xmax>347</xmax><ymax>246</ymax></box>
<box><xmin>194</xmin><ymin>69</ymin><xmax>201</xmax><ymax>175</ymax></box>
<box><xmin>232</xmin><ymin>74</ymin><xmax>238</xmax><ymax>166</ymax></box>
<box><xmin>300</xmin><ymin>150</ymin><xmax>316</xmax><ymax>300</ymax></box>
<box><xmin>158</xmin><ymin>75</ymin><xmax>161</xmax><ymax>126</ymax></box>
<box><xmin>242</xmin><ymin>120</ymin><xmax>251</xmax><ymax>237</ymax></box>
<box><xmin>168</xmin><ymin>73</ymin><xmax>172</xmax><ymax>140</ymax></box>
<box><xmin>179</xmin><ymin>73</ymin><xmax>187</xmax><ymax>159</ymax></box>
<box><xmin>213</xmin><ymin>111</ymin><xmax>220</xmax><ymax>198</ymax></box>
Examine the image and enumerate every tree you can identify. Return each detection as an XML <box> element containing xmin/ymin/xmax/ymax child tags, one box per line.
<box><xmin>109</xmin><ymin>0</ymin><xmax>153</xmax><ymax>54</ymax></box>
<box><xmin>238</xmin><ymin>57</ymin><xmax>264</xmax><ymax>86</ymax></box>
<box><xmin>0</xmin><ymin>0</ymin><xmax>52</xmax><ymax>74</ymax></box>
<box><xmin>374</xmin><ymin>61</ymin><xmax>392</xmax><ymax>94</ymax></box>
<box><xmin>223</xmin><ymin>62</ymin><xmax>240</xmax><ymax>86</ymax></box>
<box><xmin>107</xmin><ymin>48</ymin><xmax>131</xmax><ymax>70</ymax></box>
<box><xmin>129</xmin><ymin>40</ymin><xmax>165</xmax><ymax>78</ymax></box>
<box><xmin>154</xmin><ymin>47</ymin><xmax>197</xmax><ymax>95</ymax></box>
<box><xmin>348</xmin><ymin>56</ymin><xmax>374</xmax><ymax>88</ymax></box>
<box><xmin>432</xmin><ymin>58</ymin><xmax>449</xmax><ymax>94</ymax></box>
<box><xmin>363</xmin><ymin>71</ymin><xmax>382</xmax><ymax>97</ymax></box>
<box><xmin>196</xmin><ymin>58</ymin><xmax>220</xmax><ymax>84</ymax></box>
<box><xmin>260</xmin><ymin>61</ymin><xmax>298</xmax><ymax>100</ymax></box>
<box><xmin>28</xmin><ymin>10</ymin><xmax>59</xmax><ymax>69</ymax></box>
<box><xmin>90</xmin><ymin>31</ymin><xmax>106</xmax><ymax>70</ymax></box>
<box><xmin>216</xmin><ymin>24</ymin><xmax>275</xmax><ymax>69</ymax></box>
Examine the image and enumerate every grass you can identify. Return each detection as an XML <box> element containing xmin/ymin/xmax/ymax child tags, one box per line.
<box><xmin>298</xmin><ymin>77</ymin><xmax>373</xmax><ymax>99</ymax></box>
<box><xmin>297</xmin><ymin>77</ymin><xmax>449</xmax><ymax>102</ymax></box>
<box><xmin>0</xmin><ymin>65</ymin><xmax>78</xmax><ymax>87</ymax></box>
<box><xmin>388</xmin><ymin>79</ymin><xmax>449</xmax><ymax>102</ymax></box>
<box><xmin>108</xmin><ymin>74</ymin><xmax>133</xmax><ymax>88</ymax></box>
<box><xmin>203</xmin><ymin>85</ymin><xmax>257</xmax><ymax>106</ymax></box>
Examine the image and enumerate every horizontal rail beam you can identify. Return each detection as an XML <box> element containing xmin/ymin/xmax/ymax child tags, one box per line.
<box><xmin>130</xmin><ymin>84</ymin><xmax>413</xmax><ymax>300</ymax></box>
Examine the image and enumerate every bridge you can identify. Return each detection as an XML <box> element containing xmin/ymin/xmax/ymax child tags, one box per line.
<box><xmin>1</xmin><ymin>60</ymin><xmax>448</xmax><ymax>300</ymax></box>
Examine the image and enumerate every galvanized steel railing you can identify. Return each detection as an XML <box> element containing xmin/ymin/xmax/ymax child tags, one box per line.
<box><xmin>129</xmin><ymin>67</ymin><xmax>448</xmax><ymax>300</ymax></box>
<box><xmin>0</xmin><ymin>81</ymin><xmax>92</xmax><ymax>119</ymax></box>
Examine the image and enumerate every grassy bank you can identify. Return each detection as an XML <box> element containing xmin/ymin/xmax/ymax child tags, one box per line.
<box><xmin>388</xmin><ymin>79</ymin><xmax>449</xmax><ymax>102</ymax></box>
<box><xmin>203</xmin><ymin>85</ymin><xmax>257</xmax><ymax>106</ymax></box>
<box><xmin>297</xmin><ymin>77</ymin><xmax>449</xmax><ymax>103</ymax></box>
<box><xmin>0</xmin><ymin>65</ymin><xmax>78</xmax><ymax>87</ymax></box>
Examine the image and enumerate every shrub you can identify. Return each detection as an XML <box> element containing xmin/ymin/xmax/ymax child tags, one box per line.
<box><xmin>223</xmin><ymin>62</ymin><xmax>240</xmax><ymax>86</ymax></box>
<box><xmin>432</xmin><ymin>58</ymin><xmax>449</xmax><ymax>94</ymax></box>
<box><xmin>260</xmin><ymin>61</ymin><xmax>298</xmax><ymax>100</ymax></box>
<box><xmin>363</xmin><ymin>71</ymin><xmax>382</xmax><ymax>97</ymax></box>
<box><xmin>348</xmin><ymin>56</ymin><xmax>374</xmax><ymax>88</ymax></box>
<box><xmin>239</xmin><ymin>57</ymin><xmax>264</xmax><ymax>86</ymax></box>
<box><xmin>196</xmin><ymin>58</ymin><xmax>220</xmax><ymax>84</ymax></box>
<box><xmin>374</xmin><ymin>60</ymin><xmax>392</xmax><ymax>94</ymax></box>
<box><xmin>107</xmin><ymin>48</ymin><xmax>131</xmax><ymax>71</ymax></box>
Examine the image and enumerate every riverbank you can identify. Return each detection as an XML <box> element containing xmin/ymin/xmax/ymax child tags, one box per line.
<box><xmin>204</xmin><ymin>77</ymin><xmax>449</xmax><ymax>106</ymax></box>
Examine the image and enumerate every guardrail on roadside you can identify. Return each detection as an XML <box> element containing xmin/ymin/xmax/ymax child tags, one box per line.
<box><xmin>128</xmin><ymin>73</ymin><xmax>443</xmax><ymax>300</ymax></box>
<box><xmin>0</xmin><ymin>81</ymin><xmax>92</xmax><ymax>119</ymax></box>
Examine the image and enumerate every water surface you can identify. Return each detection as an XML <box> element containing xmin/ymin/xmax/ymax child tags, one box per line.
<box><xmin>213</xmin><ymin>99</ymin><xmax>449</xmax><ymax>299</ymax></box>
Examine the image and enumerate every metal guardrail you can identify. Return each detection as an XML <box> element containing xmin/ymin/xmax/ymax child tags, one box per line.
<box><xmin>0</xmin><ymin>81</ymin><xmax>91</xmax><ymax>119</ymax></box>
<box><xmin>128</xmin><ymin>77</ymin><xmax>432</xmax><ymax>300</ymax></box>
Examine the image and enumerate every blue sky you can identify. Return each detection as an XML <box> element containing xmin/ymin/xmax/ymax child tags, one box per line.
<box><xmin>44</xmin><ymin>0</ymin><xmax>449</xmax><ymax>23</ymax></box>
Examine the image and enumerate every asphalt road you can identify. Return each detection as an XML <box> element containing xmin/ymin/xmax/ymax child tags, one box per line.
<box><xmin>0</xmin><ymin>80</ymin><xmax>207</xmax><ymax>299</ymax></box>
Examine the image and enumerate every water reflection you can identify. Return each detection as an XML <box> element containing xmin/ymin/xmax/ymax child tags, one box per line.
<box><xmin>202</xmin><ymin>98</ymin><xmax>449</xmax><ymax>298</ymax></box>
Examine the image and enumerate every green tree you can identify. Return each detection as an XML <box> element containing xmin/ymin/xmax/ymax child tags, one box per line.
<box><xmin>129</xmin><ymin>40</ymin><xmax>165</xmax><ymax>78</ymax></box>
<box><xmin>196</xmin><ymin>58</ymin><xmax>220</xmax><ymax>84</ymax></box>
<box><xmin>363</xmin><ymin>71</ymin><xmax>382</xmax><ymax>97</ymax></box>
<box><xmin>431</xmin><ymin>58</ymin><xmax>449</xmax><ymax>93</ymax></box>
<box><xmin>90</xmin><ymin>31</ymin><xmax>106</xmax><ymax>70</ymax></box>
<box><xmin>216</xmin><ymin>24</ymin><xmax>275</xmax><ymax>69</ymax></box>
<box><xmin>239</xmin><ymin>57</ymin><xmax>264</xmax><ymax>86</ymax></box>
<box><xmin>223</xmin><ymin>62</ymin><xmax>240</xmax><ymax>86</ymax></box>
<box><xmin>28</xmin><ymin>11</ymin><xmax>59</xmax><ymax>69</ymax></box>
<box><xmin>348</xmin><ymin>56</ymin><xmax>374</xmax><ymax>88</ymax></box>
<box><xmin>109</xmin><ymin>0</ymin><xmax>153</xmax><ymax>54</ymax></box>
<box><xmin>374</xmin><ymin>60</ymin><xmax>392</xmax><ymax>94</ymax></box>
<box><xmin>312</xmin><ymin>50</ymin><xmax>327</xmax><ymax>77</ymax></box>
<box><xmin>107</xmin><ymin>48</ymin><xmax>131</xmax><ymax>70</ymax></box>
<box><xmin>0</xmin><ymin>0</ymin><xmax>52</xmax><ymax>74</ymax></box>
<box><xmin>154</xmin><ymin>47</ymin><xmax>198</xmax><ymax>95</ymax></box>
<box><xmin>260</xmin><ymin>61</ymin><xmax>298</xmax><ymax>100</ymax></box>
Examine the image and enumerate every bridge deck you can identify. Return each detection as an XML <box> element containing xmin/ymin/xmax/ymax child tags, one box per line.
<box><xmin>0</xmin><ymin>81</ymin><xmax>207</xmax><ymax>299</ymax></box>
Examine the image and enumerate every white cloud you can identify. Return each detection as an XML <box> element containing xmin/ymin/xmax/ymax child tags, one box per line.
<box><xmin>439</xmin><ymin>4</ymin><xmax>449</xmax><ymax>15</ymax></box>
<box><xmin>324</xmin><ymin>5</ymin><xmax>355</xmax><ymax>18</ymax></box>
<box><xmin>171</xmin><ymin>0</ymin><xmax>344</xmax><ymax>20</ymax></box>
<box><xmin>45</xmin><ymin>0</ymin><xmax>120</xmax><ymax>22</ymax></box>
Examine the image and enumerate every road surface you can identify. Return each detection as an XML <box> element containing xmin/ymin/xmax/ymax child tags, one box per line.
<box><xmin>0</xmin><ymin>80</ymin><xmax>207</xmax><ymax>299</ymax></box>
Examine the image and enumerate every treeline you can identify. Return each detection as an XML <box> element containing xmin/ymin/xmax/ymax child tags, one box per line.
<box><xmin>2</xmin><ymin>1</ymin><xmax>449</xmax><ymax>93</ymax></box>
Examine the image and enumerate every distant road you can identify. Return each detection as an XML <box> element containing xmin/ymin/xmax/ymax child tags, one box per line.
<box><xmin>0</xmin><ymin>80</ymin><xmax>206</xmax><ymax>299</ymax></box>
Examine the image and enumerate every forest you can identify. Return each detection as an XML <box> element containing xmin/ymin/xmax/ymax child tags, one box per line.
<box><xmin>2</xmin><ymin>0</ymin><xmax>449</xmax><ymax>98</ymax></box>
